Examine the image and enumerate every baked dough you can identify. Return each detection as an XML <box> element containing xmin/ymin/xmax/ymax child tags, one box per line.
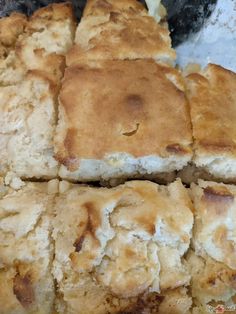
<box><xmin>0</xmin><ymin>179</ymin><xmax>58</xmax><ymax>314</ymax></box>
<box><xmin>53</xmin><ymin>179</ymin><xmax>193</xmax><ymax>314</ymax></box>
<box><xmin>55</xmin><ymin>59</ymin><xmax>192</xmax><ymax>182</ymax></box>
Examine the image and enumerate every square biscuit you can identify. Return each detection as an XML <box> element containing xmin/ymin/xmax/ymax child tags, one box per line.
<box><xmin>191</xmin><ymin>180</ymin><xmax>236</xmax><ymax>270</ymax></box>
<box><xmin>0</xmin><ymin>179</ymin><xmax>58</xmax><ymax>314</ymax></box>
<box><xmin>0</xmin><ymin>3</ymin><xmax>76</xmax><ymax>86</ymax></box>
<box><xmin>67</xmin><ymin>4</ymin><xmax>175</xmax><ymax>65</ymax></box>
<box><xmin>53</xmin><ymin>179</ymin><xmax>193</xmax><ymax>313</ymax></box>
<box><xmin>0</xmin><ymin>71</ymin><xmax>58</xmax><ymax>179</ymax></box>
<box><xmin>186</xmin><ymin>64</ymin><xmax>236</xmax><ymax>182</ymax></box>
<box><xmin>188</xmin><ymin>180</ymin><xmax>236</xmax><ymax>312</ymax></box>
<box><xmin>55</xmin><ymin>60</ymin><xmax>192</xmax><ymax>182</ymax></box>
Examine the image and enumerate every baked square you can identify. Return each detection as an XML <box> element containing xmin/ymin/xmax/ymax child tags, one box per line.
<box><xmin>67</xmin><ymin>0</ymin><xmax>175</xmax><ymax>65</ymax></box>
<box><xmin>191</xmin><ymin>180</ymin><xmax>236</xmax><ymax>270</ymax></box>
<box><xmin>0</xmin><ymin>179</ymin><xmax>58</xmax><ymax>314</ymax></box>
<box><xmin>0</xmin><ymin>71</ymin><xmax>58</xmax><ymax>180</ymax></box>
<box><xmin>55</xmin><ymin>59</ymin><xmax>192</xmax><ymax>182</ymax></box>
<box><xmin>186</xmin><ymin>64</ymin><xmax>236</xmax><ymax>182</ymax></box>
<box><xmin>0</xmin><ymin>3</ymin><xmax>76</xmax><ymax>86</ymax></box>
<box><xmin>53</xmin><ymin>179</ymin><xmax>193</xmax><ymax>314</ymax></box>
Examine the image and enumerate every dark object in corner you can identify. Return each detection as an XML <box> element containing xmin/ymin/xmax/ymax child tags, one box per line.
<box><xmin>163</xmin><ymin>0</ymin><xmax>217</xmax><ymax>46</ymax></box>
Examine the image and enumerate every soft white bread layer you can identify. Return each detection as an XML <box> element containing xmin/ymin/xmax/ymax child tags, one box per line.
<box><xmin>53</xmin><ymin>179</ymin><xmax>193</xmax><ymax>314</ymax></box>
<box><xmin>0</xmin><ymin>71</ymin><xmax>58</xmax><ymax>179</ymax></box>
<box><xmin>0</xmin><ymin>179</ymin><xmax>58</xmax><ymax>314</ymax></box>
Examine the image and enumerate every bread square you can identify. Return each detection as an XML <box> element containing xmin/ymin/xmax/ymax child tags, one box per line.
<box><xmin>186</xmin><ymin>64</ymin><xmax>236</xmax><ymax>182</ymax></box>
<box><xmin>55</xmin><ymin>59</ymin><xmax>192</xmax><ymax>182</ymax></box>
<box><xmin>188</xmin><ymin>180</ymin><xmax>236</xmax><ymax>312</ymax></box>
<box><xmin>0</xmin><ymin>179</ymin><xmax>58</xmax><ymax>314</ymax></box>
<box><xmin>0</xmin><ymin>3</ymin><xmax>76</xmax><ymax>86</ymax></box>
<box><xmin>53</xmin><ymin>179</ymin><xmax>193</xmax><ymax>314</ymax></box>
<box><xmin>67</xmin><ymin>1</ymin><xmax>175</xmax><ymax>65</ymax></box>
<box><xmin>0</xmin><ymin>71</ymin><xmax>58</xmax><ymax>179</ymax></box>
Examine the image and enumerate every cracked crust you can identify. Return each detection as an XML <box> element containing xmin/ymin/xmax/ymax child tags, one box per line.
<box><xmin>186</xmin><ymin>64</ymin><xmax>236</xmax><ymax>181</ymax></box>
<box><xmin>55</xmin><ymin>60</ymin><xmax>192</xmax><ymax>181</ymax></box>
<box><xmin>0</xmin><ymin>180</ymin><xmax>58</xmax><ymax>314</ymax></box>
<box><xmin>53</xmin><ymin>179</ymin><xmax>193</xmax><ymax>313</ymax></box>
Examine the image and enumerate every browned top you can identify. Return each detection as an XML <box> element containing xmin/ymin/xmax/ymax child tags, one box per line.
<box><xmin>29</xmin><ymin>2</ymin><xmax>75</xmax><ymax>23</ymax></box>
<box><xmin>55</xmin><ymin>60</ymin><xmax>192</xmax><ymax>168</ymax></box>
<box><xmin>13</xmin><ymin>272</ymin><xmax>35</xmax><ymax>308</ymax></box>
<box><xmin>67</xmin><ymin>13</ymin><xmax>175</xmax><ymax>65</ymax></box>
<box><xmin>83</xmin><ymin>0</ymin><xmax>147</xmax><ymax>17</ymax></box>
<box><xmin>186</xmin><ymin>64</ymin><xmax>236</xmax><ymax>157</ymax></box>
<box><xmin>0</xmin><ymin>13</ymin><xmax>27</xmax><ymax>59</ymax></box>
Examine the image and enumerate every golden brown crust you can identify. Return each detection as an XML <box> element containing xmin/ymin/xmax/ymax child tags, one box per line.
<box><xmin>67</xmin><ymin>13</ymin><xmax>175</xmax><ymax>65</ymax></box>
<box><xmin>55</xmin><ymin>60</ymin><xmax>192</xmax><ymax>169</ymax></box>
<box><xmin>83</xmin><ymin>0</ymin><xmax>147</xmax><ymax>17</ymax></box>
<box><xmin>186</xmin><ymin>64</ymin><xmax>236</xmax><ymax>158</ymax></box>
<box><xmin>191</xmin><ymin>180</ymin><xmax>236</xmax><ymax>270</ymax></box>
<box><xmin>53</xmin><ymin>180</ymin><xmax>193</xmax><ymax>313</ymax></box>
<box><xmin>0</xmin><ymin>13</ymin><xmax>27</xmax><ymax>48</ymax></box>
<box><xmin>29</xmin><ymin>2</ymin><xmax>76</xmax><ymax>25</ymax></box>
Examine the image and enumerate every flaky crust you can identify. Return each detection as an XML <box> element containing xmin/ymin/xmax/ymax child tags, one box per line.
<box><xmin>55</xmin><ymin>60</ymin><xmax>192</xmax><ymax>170</ymax></box>
<box><xmin>53</xmin><ymin>179</ymin><xmax>193</xmax><ymax>313</ymax></box>
<box><xmin>186</xmin><ymin>64</ymin><xmax>236</xmax><ymax>159</ymax></box>
<box><xmin>67</xmin><ymin>12</ymin><xmax>175</xmax><ymax>65</ymax></box>
<box><xmin>83</xmin><ymin>0</ymin><xmax>147</xmax><ymax>17</ymax></box>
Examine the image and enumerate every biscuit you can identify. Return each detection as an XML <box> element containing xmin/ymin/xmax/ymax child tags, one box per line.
<box><xmin>0</xmin><ymin>3</ymin><xmax>76</xmax><ymax>86</ymax></box>
<box><xmin>0</xmin><ymin>71</ymin><xmax>58</xmax><ymax>179</ymax></box>
<box><xmin>186</xmin><ymin>64</ymin><xmax>236</xmax><ymax>182</ymax></box>
<box><xmin>188</xmin><ymin>180</ymin><xmax>236</xmax><ymax>312</ymax></box>
<box><xmin>67</xmin><ymin>0</ymin><xmax>175</xmax><ymax>65</ymax></box>
<box><xmin>0</xmin><ymin>179</ymin><xmax>58</xmax><ymax>314</ymax></box>
<box><xmin>53</xmin><ymin>179</ymin><xmax>193</xmax><ymax>313</ymax></box>
<box><xmin>191</xmin><ymin>180</ymin><xmax>236</xmax><ymax>270</ymax></box>
<box><xmin>55</xmin><ymin>59</ymin><xmax>192</xmax><ymax>182</ymax></box>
